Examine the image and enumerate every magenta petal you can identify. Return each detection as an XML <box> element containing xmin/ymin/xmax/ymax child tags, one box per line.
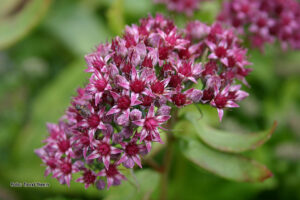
<box><xmin>147</xmin><ymin>104</ymin><xmax>155</xmax><ymax>117</ymax></box>
<box><xmin>132</xmin><ymin>155</ymin><xmax>142</xmax><ymax>168</ymax></box>
<box><xmin>156</xmin><ymin>115</ymin><xmax>171</xmax><ymax>123</ymax></box>
<box><xmin>103</xmin><ymin>155</ymin><xmax>110</xmax><ymax>170</ymax></box>
<box><xmin>146</xmin><ymin>141</ymin><xmax>152</xmax><ymax>152</ymax></box>
<box><xmin>140</xmin><ymin>129</ymin><xmax>148</xmax><ymax>141</ymax></box>
<box><xmin>107</xmin><ymin>106</ymin><xmax>120</xmax><ymax>115</ymax></box>
<box><xmin>116</xmin><ymin>75</ymin><xmax>130</xmax><ymax>89</ymax></box>
<box><xmin>95</xmin><ymin>92</ymin><xmax>103</xmax><ymax>105</ymax></box>
<box><xmin>217</xmin><ymin>108</ymin><xmax>224</xmax><ymax>121</ymax></box>
<box><xmin>118</xmin><ymin>154</ymin><xmax>128</xmax><ymax>165</ymax></box>
<box><xmin>97</xmin><ymin>170</ymin><xmax>106</xmax><ymax>177</ymax></box>
<box><xmin>111</xmin><ymin>147</ymin><xmax>122</xmax><ymax>154</ymax></box>
<box><xmin>87</xmin><ymin>152</ymin><xmax>100</xmax><ymax>160</ymax></box>
<box><xmin>107</xmin><ymin>177</ymin><xmax>114</xmax><ymax>189</ymax></box>
<box><xmin>132</xmin><ymin>119</ymin><xmax>145</xmax><ymax>127</ymax></box>
<box><xmin>66</xmin><ymin>174</ymin><xmax>71</xmax><ymax>187</ymax></box>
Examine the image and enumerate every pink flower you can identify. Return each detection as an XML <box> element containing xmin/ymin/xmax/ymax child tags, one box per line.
<box><xmin>133</xmin><ymin>104</ymin><xmax>170</xmax><ymax>142</ymax></box>
<box><xmin>118</xmin><ymin>138</ymin><xmax>145</xmax><ymax>168</ymax></box>
<box><xmin>87</xmin><ymin>135</ymin><xmax>122</xmax><ymax>169</ymax></box>
<box><xmin>76</xmin><ymin>169</ymin><xmax>98</xmax><ymax>189</ymax></box>
<box><xmin>86</xmin><ymin>71</ymin><xmax>111</xmax><ymax>105</ymax></box>
<box><xmin>79</xmin><ymin>106</ymin><xmax>107</xmax><ymax>142</ymax></box>
<box><xmin>52</xmin><ymin>157</ymin><xmax>81</xmax><ymax>187</ymax></box>
<box><xmin>218</xmin><ymin>0</ymin><xmax>300</xmax><ymax>50</ymax></box>
<box><xmin>97</xmin><ymin>164</ymin><xmax>126</xmax><ymax>189</ymax></box>
<box><xmin>154</xmin><ymin>0</ymin><xmax>208</xmax><ymax>16</ymax></box>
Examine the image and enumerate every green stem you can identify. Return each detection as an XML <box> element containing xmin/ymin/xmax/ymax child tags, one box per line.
<box><xmin>159</xmin><ymin>108</ymin><xmax>178</xmax><ymax>200</ymax></box>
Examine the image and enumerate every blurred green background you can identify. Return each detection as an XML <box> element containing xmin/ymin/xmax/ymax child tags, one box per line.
<box><xmin>0</xmin><ymin>0</ymin><xmax>300</xmax><ymax>200</ymax></box>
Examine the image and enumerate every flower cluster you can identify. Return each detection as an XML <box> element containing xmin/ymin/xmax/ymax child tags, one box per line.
<box><xmin>154</xmin><ymin>0</ymin><xmax>208</xmax><ymax>16</ymax></box>
<box><xmin>35</xmin><ymin>14</ymin><xmax>251</xmax><ymax>190</ymax></box>
<box><xmin>218</xmin><ymin>0</ymin><xmax>300</xmax><ymax>50</ymax></box>
<box><xmin>184</xmin><ymin>21</ymin><xmax>251</xmax><ymax>120</ymax></box>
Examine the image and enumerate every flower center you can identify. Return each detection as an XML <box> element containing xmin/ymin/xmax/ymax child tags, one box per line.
<box><xmin>142</xmin><ymin>56</ymin><xmax>153</xmax><ymax>68</ymax></box>
<box><xmin>46</xmin><ymin>159</ymin><xmax>56</xmax><ymax>169</ymax></box>
<box><xmin>142</xmin><ymin>96</ymin><xmax>153</xmax><ymax>106</ymax></box>
<box><xmin>106</xmin><ymin>165</ymin><xmax>118</xmax><ymax>177</ymax></box>
<box><xmin>162</xmin><ymin>62</ymin><xmax>172</xmax><ymax>73</ymax></box>
<box><xmin>98</xmin><ymin>143</ymin><xmax>110</xmax><ymax>156</ymax></box>
<box><xmin>88</xmin><ymin>114</ymin><xmax>100</xmax><ymax>128</ymax></box>
<box><xmin>92</xmin><ymin>59</ymin><xmax>105</xmax><ymax>70</ymax></box>
<box><xmin>227</xmin><ymin>91</ymin><xmax>237</xmax><ymax>100</ymax></box>
<box><xmin>257</xmin><ymin>18</ymin><xmax>267</xmax><ymax>28</ymax></box>
<box><xmin>145</xmin><ymin>117</ymin><xmax>158</xmax><ymax>130</ymax></box>
<box><xmin>203</xmin><ymin>61</ymin><xmax>217</xmax><ymax>76</ymax></box>
<box><xmin>113</xmin><ymin>55</ymin><xmax>123</xmax><ymax>66</ymax></box>
<box><xmin>227</xmin><ymin>56</ymin><xmax>236</xmax><ymax>67</ymax></box>
<box><xmin>214</xmin><ymin>94</ymin><xmax>227</xmax><ymax>108</ymax></box>
<box><xmin>215</xmin><ymin>46</ymin><xmax>227</xmax><ymax>58</ymax></box>
<box><xmin>179</xmin><ymin>48</ymin><xmax>191</xmax><ymax>59</ymax></box>
<box><xmin>61</xmin><ymin>162</ymin><xmax>72</xmax><ymax>174</ymax></box>
<box><xmin>83</xmin><ymin>170</ymin><xmax>96</xmax><ymax>184</ymax></box>
<box><xmin>130</xmin><ymin>80</ymin><xmax>145</xmax><ymax>93</ymax></box>
<box><xmin>122</xmin><ymin>63</ymin><xmax>132</xmax><ymax>74</ymax></box>
<box><xmin>151</xmin><ymin>81</ymin><xmax>164</xmax><ymax>94</ymax></box>
<box><xmin>58</xmin><ymin>140</ymin><xmax>70</xmax><ymax>152</ymax></box>
<box><xmin>159</xmin><ymin>46</ymin><xmax>170</xmax><ymax>60</ymax></box>
<box><xmin>95</xmin><ymin>79</ymin><xmax>107</xmax><ymax>92</ymax></box>
<box><xmin>102</xmin><ymin>91</ymin><xmax>114</xmax><ymax>106</ymax></box>
<box><xmin>178</xmin><ymin>62</ymin><xmax>192</xmax><ymax>77</ymax></box>
<box><xmin>117</xmin><ymin>95</ymin><xmax>131</xmax><ymax>109</ymax></box>
<box><xmin>125</xmin><ymin>143</ymin><xmax>139</xmax><ymax>156</ymax></box>
<box><xmin>169</xmin><ymin>75</ymin><xmax>182</xmax><ymax>88</ymax></box>
<box><xmin>124</xmin><ymin>34</ymin><xmax>137</xmax><ymax>48</ymax></box>
<box><xmin>172</xmin><ymin>94</ymin><xmax>186</xmax><ymax>106</ymax></box>
<box><xmin>202</xmin><ymin>88</ymin><xmax>215</xmax><ymax>102</ymax></box>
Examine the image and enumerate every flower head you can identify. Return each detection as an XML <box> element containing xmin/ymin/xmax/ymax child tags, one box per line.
<box><xmin>36</xmin><ymin>14</ymin><xmax>251</xmax><ymax>190</ymax></box>
<box><xmin>218</xmin><ymin>0</ymin><xmax>300</xmax><ymax>50</ymax></box>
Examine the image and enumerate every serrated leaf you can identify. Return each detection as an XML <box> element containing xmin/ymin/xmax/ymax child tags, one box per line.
<box><xmin>186</xmin><ymin>113</ymin><xmax>277</xmax><ymax>153</ymax></box>
<box><xmin>181</xmin><ymin>137</ymin><xmax>273</xmax><ymax>182</ymax></box>
<box><xmin>0</xmin><ymin>0</ymin><xmax>51</xmax><ymax>49</ymax></box>
<box><xmin>104</xmin><ymin>170</ymin><xmax>159</xmax><ymax>200</ymax></box>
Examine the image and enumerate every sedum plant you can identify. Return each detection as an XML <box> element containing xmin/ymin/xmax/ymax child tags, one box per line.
<box><xmin>218</xmin><ymin>0</ymin><xmax>300</xmax><ymax>50</ymax></box>
<box><xmin>35</xmin><ymin>14</ymin><xmax>275</xmax><ymax>196</ymax></box>
<box><xmin>153</xmin><ymin>0</ymin><xmax>210</xmax><ymax>16</ymax></box>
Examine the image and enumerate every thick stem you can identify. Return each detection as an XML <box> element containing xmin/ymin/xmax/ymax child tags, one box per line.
<box><xmin>143</xmin><ymin>157</ymin><xmax>164</xmax><ymax>173</ymax></box>
<box><xmin>159</xmin><ymin>108</ymin><xmax>178</xmax><ymax>200</ymax></box>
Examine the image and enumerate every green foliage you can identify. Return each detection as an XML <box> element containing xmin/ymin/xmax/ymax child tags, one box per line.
<box><xmin>107</xmin><ymin>0</ymin><xmax>125</xmax><ymax>35</ymax></box>
<box><xmin>104</xmin><ymin>170</ymin><xmax>159</xmax><ymax>200</ymax></box>
<box><xmin>186</xmin><ymin>113</ymin><xmax>277</xmax><ymax>153</ymax></box>
<box><xmin>181</xmin><ymin>137</ymin><xmax>272</xmax><ymax>182</ymax></box>
<box><xmin>0</xmin><ymin>0</ymin><xmax>51</xmax><ymax>50</ymax></box>
<box><xmin>43</xmin><ymin>0</ymin><xmax>110</xmax><ymax>55</ymax></box>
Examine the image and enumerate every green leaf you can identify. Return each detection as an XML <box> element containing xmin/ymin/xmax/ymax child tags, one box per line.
<box><xmin>104</xmin><ymin>170</ymin><xmax>160</xmax><ymax>200</ymax></box>
<box><xmin>181</xmin><ymin>137</ymin><xmax>273</xmax><ymax>182</ymax></box>
<box><xmin>0</xmin><ymin>0</ymin><xmax>51</xmax><ymax>49</ymax></box>
<box><xmin>43</xmin><ymin>1</ymin><xmax>110</xmax><ymax>55</ymax></box>
<box><xmin>107</xmin><ymin>0</ymin><xmax>125</xmax><ymax>36</ymax></box>
<box><xmin>124</xmin><ymin>0</ymin><xmax>153</xmax><ymax>18</ymax></box>
<box><xmin>186</xmin><ymin>113</ymin><xmax>277</xmax><ymax>153</ymax></box>
<box><xmin>193</xmin><ymin>1</ymin><xmax>220</xmax><ymax>24</ymax></box>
